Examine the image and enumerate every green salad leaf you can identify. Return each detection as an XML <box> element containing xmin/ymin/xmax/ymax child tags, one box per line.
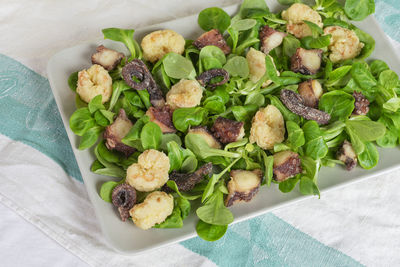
<box><xmin>286</xmin><ymin>121</ymin><xmax>305</xmax><ymax>150</ymax></box>
<box><xmin>140</xmin><ymin>122</ymin><xmax>162</xmax><ymax>150</ymax></box>
<box><xmin>173</xmin><ymin>107</ymin><xmax>208</xmax><ymax>132</ymax></box>
<box><xmin>68</xmin><ymin>71</ymin><xmax>78</xmax><ymax>92</ymax></box>
<box><xmin>197</xmin><ymin>189</ymin><xmax>234</xmax><ymax>225</ymax></box>
<box><xmin>99</xmin><ymin>181</ymin><xmax>119</xmax><ymax>203</ymax></box>
<box><xmin>357</xmin><ymin>141</ymin><xmax>379</xmax><ymax>169</ymax></box>
<box><xmin>344</xmin><ymin>0</ymin><xmax>375</xmax><ymax>21</ymax></box>
<box><xmin>163</xmin><ymin>53</ymin><xmax>196</xmax><ymax>80</ymax></box>
<box><xmin>196</xmin><ymin>220</ymin><xmax>228</xmax><ymax>241</ymax></box>
<box><xmin>345</xmin><ymin>119</ymin><xmax>386</xmax><ymax>142</ymax></box>
<box><xmin>102</xmin><ymin>28</ymin><xmax>142</xmax><ymax>60</ymax></box>
<box><xmin>69</xmin><ymin>108</ymin><xmax>96</xmax><ymax>136</ymax></box>
<box><xmin>223</xmin><ymin>56</ymin><xmax>249</xmax><ymax>78</ymax></box>
<box><xmin>198</xmin><ymin>7</ymin><xmax>231</xmax><ymax>33</ymax></box>
<box><xmin>319</xmin><ymin>91</ymin><xmax>355</xmax><ymax>122</ymax></box>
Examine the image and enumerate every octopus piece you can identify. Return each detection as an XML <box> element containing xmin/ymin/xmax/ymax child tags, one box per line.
<box><xmin>196</xmin><ymin>69</ymin><xmax>229</xmax><ymax>88</ymax></box>
<box><xmin>126</xmin><ymin>149</ymin><xmax>170</xmax><ymax>192</ymax></box>
<box><xmin>129</xmin><ymin>191</ymin><xmax>174</xmax><ymax>230</ymax></box>
<box><xmin>211</xmin><ymin>117</ymin><xmax>245</xmax><ymax>144</ymax></box>
<box><xmin>250</xmin><ymin>105</ymin><xmax>285</xmax><ymax>150</ymax></box>
<box><xmin>77</xmin><ymin>64</ymin><xmax>112</xmax><ymax>104</ymax></box>
<box><xmin>188</xmin><ymin>126</ymin><xmax>221</xmax><ymax>149</ymax></box>
<box><xmin>298</xmin><ymin>79</ymin><xmax>323</xmax><ymax>108</ymax></box>
<box><xmin>91</xmin><ymin>45</ymin><xmax>125</xmax><ymax>71</ymax></box>
<box><xmin>225</xmin><ymin>169</ymin><xmax>262</xmax><ymax>207</ymax></box>
<box><xmin>291</xmin><ymin>48</ymin><xmax>323</xmax><ymax>75</ymax></box>
<box><xmin>111</xmin><ymin>183</ymin><xmax>136</xmax><ymax>221</ymax></box>
<box><xmin>103</xmin><ymin>109</ymin><xmax>135</xmax><ymax>156</ymax></box>
<box><xmin>122</xmin><ymin>59</ymin><xmax>152</xmax><ymax>90</ymax></box>
<box><xmin>246</xmin><ymin>48</ymin><xmax>278</xmax><ymax>87</ymax></box>
<box><xmin>141</xmin><ymin>29</ymin><xmax>185</xmax><ymax>63</ymax></box>
<box><xmin>163</xmin><ymin>163</ymin><xmax>213</xmax><ymax>193</ymax></box>
<box><xmin>166</xmin><ymin>79</ymin><xmax>203</xmax><ymax>110</ymax></box>
<box><xmin>273</xmin><ymin>150</ymin><xmax>302</xmax><ymax>182</ymax></box>
<box><xmin>281</xmin><ymin>3</ymin><xmax>323</xmax><ymax>38</ymax></box>
<box><xmin>337</xmin><ymin>140</ymin><xmax>357</xmax><ymax>171</ymax></box>
<box><xmin>122</xmin><ymin>59</ymin><xmax>165</xmax><ymax>108</ymax></box>
<box><xmin>324</xmin><ymin>26</ymin><xmax>364</xmax><ymax>63</ymax></box>
<box><xmin>259</xmin><ymin>25</ymin><xmax>287</xmax><ymax>54</ymax></box>
<box><xmin>352</xmin><ymin>91</ymin><xmax>370</xmax><ymax>115</ymax></box>
<box><xmin>193</xmin><ymin>29</ymin><xmax>231</xmax><ymax>55</ymax></box>
<box><xmin>146</xmin><ymin>105</ymin><xmax>176</xmax><ymax>133</ymax></box>
<box><xmin>280</xmin><ymin>89</ymin><xmax>331</xmax><ymax>125</ymax></box>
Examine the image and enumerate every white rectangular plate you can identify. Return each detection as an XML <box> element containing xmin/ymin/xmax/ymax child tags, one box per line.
<box><xmin>47</xmin><ymin>0</ymin><xmax>400</xmax><ymax>255</ymax></box>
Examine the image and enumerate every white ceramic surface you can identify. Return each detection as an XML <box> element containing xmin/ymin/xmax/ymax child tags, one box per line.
<box><xmin>47</xmin><ymin>1</ymin><xmax>400</xmax><ymax>255</ymax></box>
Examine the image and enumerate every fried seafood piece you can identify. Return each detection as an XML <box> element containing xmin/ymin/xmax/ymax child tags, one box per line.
<box><xmin>146</xmin><ymin>105</ymin><xmax>176</xmax><ymax>133</ymax></box>
<box><xmin>352</xmin><ymin>91</ymin><xmax>370</xmax><ymax>115</ymax></box>
<box><xmin>280</xmin><ymin>89</ymin><xmax>331</xmax><ymax>125</ymax></box>
<box><xmin>291</xmin><ymin>48</ymin><xmax>323</xmax><ymax>75</ymax></box>
<box><xmin>166</xmin><ymin>79</ymin><xmax>203</xmax><ymax>110</ymax></box>
<box><xmin>91</xmin><ymin>45</ymin><xmax>124</xmax><ymax>71</ymax></box>
<box><xmin>188</xmin><ymin>126</ymin><xmax>221</xmax><ymax>149</ymax></box>
<box><xmin>259</xmin><ymin>25</ymin><xmax>287</xmax><ymax>54</ymax></box>
<box><xmin>163</xmin><ymin>163</ymin><xmax>213</xmax><ymax>193</ymax></box>
<box><xmin>211</xmin><ymin>117</ymin><xmax>245</xmax><ymax>144</ymax></box>
<box><xmin>193</xmin><ymin>29</ymin><xmax>231</xmax><ymax>55</ymax></box>
<box><xmin>141</xmin><ymin>29</ymin><xmax>185</xmax><ymax>63</ymax></box>
<box><xmin>281</xmin><ymin>3</ymin><xmax>323</xmax><ymax>38</ymax></box>
<box><xmin>246</xmin><ymin>48</ymin><xmax>278</xmax><ymax>87</ymax></box>
<box><xmin>129</xmin><ymin>191</ymin><xmax>174</xmax><ymax>230</ymax></box>
<box><xmin>112</xmin><ymin>183</ymin><xmax>136</xmax><ymax>221</ymax></box>
<box><xmin>337</xmin><ymin>140</ymin><xmax>357</xmax><ymax>171</ymax></box>
<box><xmin>298</xmin><ymin>79</ymin><xmax>323</xmax><ymax>108</ymax></box>
<box><xmin>225</xmin><ymin>169</ymin><xmax>262</xmax><ymax>207</ymax></box>
<box><xmin>273</xmin><ymin>150</ymin><xmax>302</xmax><ymax>182</ymax></box>
<box><xmin>103</xmin><ymin>109</ymin><xmax>135</xmax><ymax>156</ymax></box>
<box><xmin>324</xmin><ymin>26</ymin><xmax>364</xmax><ymax>63</ymax></box>
<box><xmin>77</xmin><ymin>64</ymin><xmax>113</xmax><ymax>104</ymax></box>
<box><xmin>250</xmin><ymin>105</ymin><xmax>285</xmax><ymax>150</ymax></box>
<box><xmin>126</xmin><ymin>149</ymin><xmax>170</xmax><ymax>192</ymax></box>
<box><xmin>122</xmin><ymin>59</ymin><xmax>165</xmax><ymax>108</ymax></box>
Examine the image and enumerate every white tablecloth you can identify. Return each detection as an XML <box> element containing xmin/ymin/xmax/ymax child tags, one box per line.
<box><xmin>1</xmin><ymin>0</ymin><xmax>400</xmax><ymax>266</ymax></box>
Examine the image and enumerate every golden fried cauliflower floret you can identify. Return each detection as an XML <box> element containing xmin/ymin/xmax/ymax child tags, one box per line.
<box><xmin>250</xmin><ymin>105</ymin><xmax>285</xmax><ymax>150</ymax></box>
<box><xmin>141</xmin><ymin>29</ymin><xmax>185</xmax><ymax>63</ymax></box>
<box><xmin>76</xmin><ymin>64</ymin><xmax>112</xmax><ymax>103</ymax></box>
<box><xmin>282</xmin><ymin>3</ymin><xmax>323</xmax><ymax>38</ymax></box>
<box><xmin>246</xmin><ymin>48</ymin><xmax>278</xmax><ymax>88</ymax></box>
<box><xmin>324</xmin><ymin>26</ymin><xmax>364</xmax><ymax>63</ymax></box>
<box><xmin>166</xmin><ymin>79</ymin><xmax>203</xmax><ymax>110</ymax></box>
<box><xmin>129</xmin><ymin>191</ymin><xmax>173</xmax><ymax>230</ymax></box>
<box><xmin>126</xmin><ymin>149</ymin><xmax>170</xmax><ymax>192</ymax></box>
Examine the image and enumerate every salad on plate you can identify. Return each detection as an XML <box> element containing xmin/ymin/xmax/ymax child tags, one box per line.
<box><xmin>68</xmin><ymin>0</ymin><xmax>400</xmax><ymax>241</ymax></box>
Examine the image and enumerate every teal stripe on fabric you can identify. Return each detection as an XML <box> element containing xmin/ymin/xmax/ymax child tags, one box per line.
<box><xmin>182</xmin><ymin>213</ymin><xmax>363</xmax><ymax>267</ymax></box>
<box><xmin>0</xmin><ymin>54</ymin><xmax>82</xmax><ymax>182</ymax></box>
<box><xmin>375</xmin><ymin>0</ymin><xmax>400</xmax><ymax>42</ymax></box>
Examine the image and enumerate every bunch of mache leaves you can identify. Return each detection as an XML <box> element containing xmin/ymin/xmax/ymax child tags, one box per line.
<box><xmin>67</xmin><ymin>0</ymin><xmax>400</xmax><ymax>241</ymax></box>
